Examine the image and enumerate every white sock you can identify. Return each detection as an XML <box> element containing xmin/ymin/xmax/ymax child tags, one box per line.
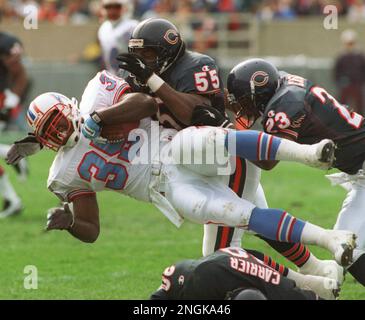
<box><xmin>276</xmin><ymin>139</ymin><xmax>312</xmax><ymax>163</ymax></box>
<box><xmin>298</xmin><ymin>252</ymin><xmax>321</xmax><ymax>272</ymax></box>
<box><xmin>300</xmin><ymin>222</ymin><xmax>327</xmax><ymax>247</ymax></box>
<box><xmin>0</xmin><ymin>144</ymin><xmax>10</xmax><ymax>159</ymax></box>
<box><xmin>0</xmin><ymin>174</ymin><xmax>20</xmax><ymax>203</ymax></box>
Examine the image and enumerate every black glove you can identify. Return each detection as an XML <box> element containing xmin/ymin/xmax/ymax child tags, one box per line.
<box><xmin>191</xmin><ymin>105</ymin><xmax>234</xmax><ymax>128</ymax></box>
<box><xmin>117</xmin><ymin>53</ymin><xmax>154</xmax><ymax>84</ymax></box>
<box><xmin>6</xmin><ymin>133</ymin><xmax>43</xmax><ymax>165</ymax></box>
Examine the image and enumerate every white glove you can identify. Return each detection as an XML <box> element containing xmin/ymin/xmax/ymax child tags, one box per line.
<box><xmin>4</xmin><ymin>89</ymin><xmax>20</xmax><ymax>110</ymax></box>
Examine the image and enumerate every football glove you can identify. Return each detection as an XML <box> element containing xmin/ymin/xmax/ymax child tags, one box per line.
<box><xmin>6</xmin><ymin>133</ymin><xmax>42</xmax><ymax>165</ymax></box>
<box><xmin>117</xmin><ymin>53</ymin><xmax>154</xmax><ymax>84</ymax></box>
<box><xmin>191</xmin><ymin>105</ymin><xmax>234</xmax><ymax>128</ymax></box>
<box><xmin>81</xmin><ymin>112</ymin><xmax>103</xmax><ymax>141</ymax></box>
<box><xmin>46</xmin><ymin>203</ymin><xmax>74</xmax><ymax>231</ymax></box>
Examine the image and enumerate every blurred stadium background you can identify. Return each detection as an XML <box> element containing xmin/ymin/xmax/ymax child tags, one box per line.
<box><xmin>1</xmin><ymin>0</ymin><xmax>365</xmax><ymax>299</ymax></box>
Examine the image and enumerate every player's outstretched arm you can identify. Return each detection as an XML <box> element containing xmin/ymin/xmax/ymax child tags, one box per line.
<box><xmin>46</xmin><ymin>194</ymin><xmax>100</xmax><ymax>243</ymax></box>
<box><xmin>6</xmin><ymin>134</ymin><xmax>42</xmax><ymax>165</ymax></box>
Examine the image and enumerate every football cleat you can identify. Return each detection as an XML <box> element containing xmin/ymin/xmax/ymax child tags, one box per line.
<box><xmin>300</xmin><ymin>274</ymin><xmax>340</xmax><ymax>300</ymax></box>
<box><xmin>299</xmin><ymin>259</ymin><xmax>345</xmax><ymax>285</ymax></box>
<box><xmin>326</xmin><ymin>230</ymin><xmax>357</xmax><ymax>267</ymax></box>
<box><xmin>305</xmin><ymin>139</ymin><xmax>336</xmax><ymax>170</ymax></box>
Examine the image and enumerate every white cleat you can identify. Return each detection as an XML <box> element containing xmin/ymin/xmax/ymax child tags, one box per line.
<box><xmin>305</xmin><ymin>139</ymin><xmax>336</xmax><ymax>170</ymax></box>
<box><xmin>299</xmin><ymin>260</ymin><xmax>344</xmax><ymax>285</ymax></box>
<box><xmin>300</xmin><ymin>274</ymin><xmax>340</xmax><ymax>300</ymax></box>
<box><xmin>0</xmin><ymin>199</ymin><xmax>22</xmax><ymax>218</ymax></box>
<box><xmin>326</xmin><ymin>230</ymin><xmax>357</xmax><ymax>267</ymax></box>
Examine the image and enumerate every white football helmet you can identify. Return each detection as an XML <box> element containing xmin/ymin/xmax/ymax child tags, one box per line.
<box><xmin>26</xmin><ymin>92</ymin><xmax>80</xmax><ymax>151</ymax></box>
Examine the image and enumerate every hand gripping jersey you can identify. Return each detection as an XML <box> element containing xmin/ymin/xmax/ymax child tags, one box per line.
<box><xmin>150</xmin><ymin>247</ymin><xmax>319</xmax><ymax>300</ymax></box>
<box><xmin>262</xmin><ymin>71</ymin><xmax>365</xmax><ymax>174</ymax></box>
<box><xmin>126</xmin><ymin>50</ymin><xmax>226</xmax><ymax>130</ymax></box>
<box><xmin>98</xmin><ymin>18</ymin><xmax>139</xmax><ymax>75</ymax></box>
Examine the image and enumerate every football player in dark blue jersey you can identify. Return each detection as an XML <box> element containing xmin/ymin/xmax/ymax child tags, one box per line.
<box><xmin>0</xmin><ymin>31</ymin><xmax>30</xmax><ymax>217</ymax></box>
<box><xmin>115</xmin><ymin>18</ymin><xmax>271</xmax><ymax>261</ymax></box>
<box><xmin>151</xmin><ymin>247</ymin><xmax>337</xmax><ymax>300</ymax></box>
<box><xmin>226</xmin><ymin>58</ymin><xmax>365</xmax><ymax>286</ymax></box>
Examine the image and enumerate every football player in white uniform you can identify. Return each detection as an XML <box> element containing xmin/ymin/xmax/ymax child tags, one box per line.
<box><xmin>6</xmin><ymin>70</ymin><xmax>357</xmax><ymax>274</ymax></box>
<box><xmin>98</xmin><ymin>0</ymin><xmax>138</xmax><ymax>74</ymax></box>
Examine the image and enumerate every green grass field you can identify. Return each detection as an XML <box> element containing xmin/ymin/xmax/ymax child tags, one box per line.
<box><xmin>0</xmin><ymin>148</ymin><xmax>364</xmax><ymax>299</ymax></box>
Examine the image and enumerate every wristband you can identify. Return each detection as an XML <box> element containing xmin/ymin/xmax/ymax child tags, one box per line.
<box><xmin>90</xmin><ymin>111</ymin><xmax>104</xmax><ymax>126</ymax></box>
<box><xmin>147</xmin><ymin>73</ymin><xmax>165</xmax><ymax>93</ymax></box>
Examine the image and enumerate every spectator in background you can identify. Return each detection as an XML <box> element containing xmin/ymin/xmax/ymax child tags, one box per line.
<box><xmin>140</xmin><ymin>0</ymin><xmax>174</xmax><ymax>19</ymax></box>
<box><xmin>334</xmin><ymin>29</ymin><xmax>365</xmax><ymax>115</ymax></box>
<box><xmin>347</xmin><ymin>0</ymin><xmax>365</xmax><ymax>22</ymax></box>
<box><xmin>12</xmin><ymin>0</ymin><xmax>39</xmax><ymax>19</ymax></box>
<box><xmin>294</xmin><ymin>0</ymin><xmax>325</xmax><ymax>15</ymax></box>
<box><xmin>190</xmin><ymin>1</ymin><xmax>218</xmax><ymax>53</ymax></box>
<box><xmin>257</xmin><ymin>0</ymin><xmax>297</xmax><ymax>21</ymax></box>
<box><xmin>38</xmin><ymin>0</ymin><xmax>58</xmax><ymax>22</ymax></box>
<box><xmin>98</xmin><ymin>0</ymin><xmax>138</xmax><ymax>74</ymax></box>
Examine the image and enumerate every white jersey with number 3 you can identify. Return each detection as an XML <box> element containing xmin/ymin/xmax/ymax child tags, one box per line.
<box><xmin>47</xmin><ymin>70</ymin><xmax>173</xmax><ymax>203</ymax></box>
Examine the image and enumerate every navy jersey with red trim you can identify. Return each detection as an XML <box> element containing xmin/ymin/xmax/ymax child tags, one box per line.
<box><xmin>150</xmin><ymin>247</ymin><xmax>318</xmax><ymax>300</ymax></box>
<box><xmin>262</xmin><ymin>72</ymin><xmax>365</xmax><ymax>174</ymax></box>
<box><xmin>0</xmin><ymin>32</ymin><xmax>23</xmax><ymax>91</ymax></box>
<box><xmin>125</xmin><ymin>50</ymin><xmax>225</xmax><ymax>130</ymax></box>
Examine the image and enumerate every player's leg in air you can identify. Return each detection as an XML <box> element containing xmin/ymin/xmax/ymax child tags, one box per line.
<box><xmin>167</xmin><ymin>127</ymin><xmax>356</xmax><ymax>267</ymax></box>
<box><xmin>203</xmin><ymin>178</ymin><xmax>344</xmax><ymax>284</ymax></box>
<box><xmin>0</xmin><ymin>165</ymin><xmax>22</xmax><ymax>218</ymax></box>
<box><xmin>164</xmin><ymin>162</ymin><xmax>356</xmax><ymax>267</ymax></box>
<box><xmin>202</xmin><ymin>161</ymin><xmax>261</xmax><ymax>256</ymax></box>
<box><xmin>172</xmin><ymin>126</ymin><xmax>335</xmax><ymax>172</ymax></box>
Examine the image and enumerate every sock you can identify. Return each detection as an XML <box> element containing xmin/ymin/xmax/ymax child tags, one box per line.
<box><xmin>249</xmin><ymin>208</ymin><xmax>306</xmax><ymax>243</ymax></box>
<box><xmin>300</xmin><ymin>222</ymin><xmax>328</xmax><ymax>248</ymax></box>
<box><xmin>257</xmin><ymin>235</ymin><xmax>311</xmax><ymax>267</ymax></box>
<box><xmin>0</xmin><ymin>172</ymin><xmax>20</xmax><ymax>203</ymax></box>
<box><xmin>348</xmin><ymin>252</ymin><xmax>365</xmax><ymax>286</ymax></box>
<box><xmin>225</xmin><ymin>130</ymin><xmax>318</xmax><ymax>163</ymax></box>
<box><xmin>225</xmin><ymin>130</ymin><xmax>281</xmax><ymax>160</ymax></box>
<box><xmin>246</xmin><ymin>248</ymin><xmax>289</xmax><ymax>276</ymax></box>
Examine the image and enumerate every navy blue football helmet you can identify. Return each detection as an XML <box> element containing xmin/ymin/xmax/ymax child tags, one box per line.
<box><xmin>128</xmin><ymin>18</ymin><xmax>185</xmax><ymax>74</ymax></box>
<box><xmin>227</xmin><ymin>58</ymin><xmax>280</xmax><ymax>128</ymax></box>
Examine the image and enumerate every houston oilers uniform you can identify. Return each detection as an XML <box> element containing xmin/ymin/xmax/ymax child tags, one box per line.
<box><xmin>47</xmin><ymin>71</ymin><xmax>259</xmax><ymax>230</ymax></box>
